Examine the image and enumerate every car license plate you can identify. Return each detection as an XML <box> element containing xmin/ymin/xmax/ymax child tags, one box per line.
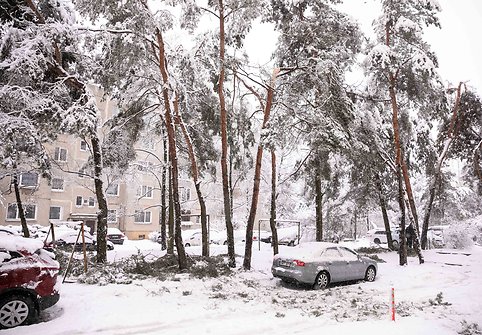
<box><xmin>279</xmin><ymin>260</ymin><xmax>292</xmax><ymax>267</ymax></box>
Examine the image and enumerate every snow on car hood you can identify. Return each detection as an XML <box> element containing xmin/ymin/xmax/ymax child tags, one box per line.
<box><xmin>0</xmin><ymin>234</ymin><xmax>44</xmax><ymax>253</ymax></box>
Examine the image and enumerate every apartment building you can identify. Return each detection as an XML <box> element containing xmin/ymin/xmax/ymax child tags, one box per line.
<box><xmin>0</xmin><ymin>88</ymin><xmax>203</xmax><ymax>240</ymax></box>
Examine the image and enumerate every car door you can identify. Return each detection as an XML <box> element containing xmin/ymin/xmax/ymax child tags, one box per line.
<box><xmin>321</xmin><ymin>247</ymin><xmax>345</xmax><ymax>282</ymax></box>
<box><xmin>338</xmin><ymin>247</ymin><xmax>366</xmax><ymax>280</ymax></box>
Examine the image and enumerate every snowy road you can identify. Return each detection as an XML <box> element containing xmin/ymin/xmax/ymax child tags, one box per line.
<box><xmin>3</xmin><ymin>242</ymin><xmax>482</xmax><ymax>335</ymax></box>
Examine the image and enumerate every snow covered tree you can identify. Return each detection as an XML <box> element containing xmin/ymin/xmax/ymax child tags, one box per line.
<box><xmin>365</xmin><ymin>0</ymin><xmax>444</xmax><ymax>264</ymax></box>
<box><xmin>265</xmin><ymin>0</ymin><xmax>362</xmax><ymax>246</ymax></box>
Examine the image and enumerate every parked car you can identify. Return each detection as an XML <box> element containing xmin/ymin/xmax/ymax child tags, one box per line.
<box><xmin>427</xmin><ymin>225</ymin><xmax>449</xmax><ymax>248</ymax></box>
<box><xmin>184</xmin><ymin>229</ymin><xmax>223</xmax><ymax>247</ymax></box>
<box><xmin>0</xmin><ymin>236</ymin><xmax>60</xmax><ymax>329</ymax></box>
<box><xmin>272</xmin><ymin>242</ymin><xmax>378</xmax><ymax>289</ymax></box>
<box><xmin>211</xmin><ymin>229</ymin><xmax>246</xmax><ymax>245</ymax></box>
<box><xmin>106</xmin><ymin>227</ymin><xmax>126</xmax><ymax>245</ymax></box>
<box><xmin>252</xmin><ymin>230</ymin><xmax>272</xmax><ymax>243</ymax></box>
<box><xmin>277</xmin><ymin>226</ymin><xmax>300</xmax><ymax>246</ymax></box>
<box><xmin>0</xmin><ymin>228</ymin><xmax>17</xmax><ymax>236</ymax></box>
<box><xmin>366</xmin><ymin>228</ymin><xmax>400</xmax><ymax>249</ymax></box>
<box><xmin>52</xmin><ymin>231</ymin><xmax>114</xmax><ymax>251</ymax></box>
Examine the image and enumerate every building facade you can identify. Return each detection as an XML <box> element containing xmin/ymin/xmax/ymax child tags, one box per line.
<box><xmin>0</xmin><ymin>89</ymin><xmax>203</xmax><ymax>240</ymax></box>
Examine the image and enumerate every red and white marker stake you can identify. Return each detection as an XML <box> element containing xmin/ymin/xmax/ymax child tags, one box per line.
<box><xmin>391</xmin><ymin>287</ymin><xmax>396</xmax><ymax>321</ymax></box>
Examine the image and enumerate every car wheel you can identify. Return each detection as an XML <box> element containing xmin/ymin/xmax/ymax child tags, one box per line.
<box><xmin>365</xmin><ymin>266</ymin><xmax>376</xmax><ymax>282</ymax></box>
<box><xmin>288</xmin><ymin>241</ymin><xmax>295</xmax><ymax>247</ymax></box>
<box><xmin>0</xmin><ymin>294</ymin><xmax>37</xmax><ymax>329</ymax></box>
<box><xmin>185</xmin><ymin>243</ymin><xmax>190</xmax><ymax>247</ymax></box>
<box><xmin>374</xmin><ymin>238</ymin><xmax>381</xmax><ymax>244</ymax></box>
<box><xmin>313</xmin><ymin>271</ymin><xmax>330</xmax><ymax>290</ymax></box>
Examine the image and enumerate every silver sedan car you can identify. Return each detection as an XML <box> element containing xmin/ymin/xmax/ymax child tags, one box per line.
<box><xmin>272</xmin><ymin>242</ymin><xmax>378</xmax><ymax>289</ymax></box>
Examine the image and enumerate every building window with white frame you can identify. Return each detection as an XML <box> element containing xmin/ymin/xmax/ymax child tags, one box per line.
<box><xmin>49</xmin><ymin>206</ymin><xmax>62</xmax><ymax>220</ymax></box>
<box><xmin>88</xmin><ymin>197</ymin><xmax>95</xmax><ymax>207</ymax></box>
<box><xmin>19</xmin><ymin>172</ymin><xmax>38</xmax><ymax>188</ymax></box>
<box><xmin>51</xmin><ymin>177</ymin><xmax>64</xmax><ymax>191</ymax></box>
<box><xmin>80</xmin><ymin>140</ymin><xmax>88</xmax><ymax>151</ymax></box>
<box><xmin>137</xmin><ymin>185</ymin><xmax>153</xmax><ymax>199</ymax></box>
<box><xmin>107</xmin><ymin>209</ymin><xmax>117</xmax><ymax>223</ymax></box>
<box><xmin>134</xmin><ymin>210</ymin><xmax>151</xmax><ymax>224</ymax></box>
<box><xmin>75</xmin><ymin>196</ymin><xmax>83</xmax><ymax>207</ymax></box>
<box><xmin>54</xmin><ymin>147</ymin><xmax>67</xmax><ymax>162</ymax></box>
<box><xmin>137</xmin><ymin>161</ymin><xmax>153</xmax><ymax>172</ymax></box>
<box><xmin>181</xmin><ymin>187</ymin><xmax>191</xmax><ymax>202</ymax></box>
<box><xmin>106</xmin><ymin>183</ymin><xmax>119</xmax><ymax>196</ymax></box>
<box><xmin>6</xmin><ymin>203</ymin><xmax>36</xmax><ymax>220</ymax></box>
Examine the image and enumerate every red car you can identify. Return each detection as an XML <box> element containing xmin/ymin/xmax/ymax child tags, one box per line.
<box><xmin>0</xmin><ymin>235</ymin><xmax>60</xmax><ymax>329</ymax></box>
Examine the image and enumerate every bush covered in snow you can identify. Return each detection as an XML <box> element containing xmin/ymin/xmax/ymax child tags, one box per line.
<box><xmin>444</xmin><ymin>221</ymin><xmax>479</xmax><ymax>249</ymax></box>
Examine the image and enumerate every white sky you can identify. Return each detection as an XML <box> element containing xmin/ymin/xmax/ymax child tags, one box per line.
<box><xmin>245</xmin><ymin>0</ymin><xmax>482</xmax><ymax>94</ymax></box>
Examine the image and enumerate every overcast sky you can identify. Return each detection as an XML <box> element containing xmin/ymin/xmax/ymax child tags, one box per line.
<box><xmin>245</xmin><ymin>0</ymin><xmax>482</xmax><ymax>94</ymax></box>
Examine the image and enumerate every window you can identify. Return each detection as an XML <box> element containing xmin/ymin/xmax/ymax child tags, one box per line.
<box><xmin>137</xmin><ymin>161</ymin><xmax>153</xmax><ymax>172</ymax></box>
<box><xmin>88</xmin><ymin>197</ymin><xmax>95</xmax><ymax>207</ymax></box>
<box><xmin>181</xmin><ymin>188</ymin><xmax>191</xmax><ymax>202</ymax></box>
<box><xmin>322</xmin><ymin>248</ymin><xmax>341</xmax><ymax>260</ymax></box>
<box><xmin>339</xmin><ymin>247</ymin><xmax>358</xmax><ymax>261</ymax></box>
<box><xmin>78</xmin><ymin>167</ymin><xmax>88</xmax><ymax>178</ymax></box>
<box><xmin>6</xmin><ymin>203</ymin><xmax>36</xmax><ymax>220</ymax></box>
<box><xmin>19</xmin><ymin>172</ymin><xmax>38</xmax><ymax>188</ymax></box>
<box><xmin>51</xmin><ymin>178</ymin><xmax>64</xmax><ymax>191</ymax></box>
<box><xmin>54</xmin><ymin>147</ymin><xmax>67</xmax><ymax>162</ymax></box>
<box><xmin>107</xmin><ymin>209</ymin><xmax>117</xmax><ymax>223</ymax></box>
<box><xmin>137</xmin><ymin>185</ymin><xmax>153</xmax><ymax>199</ymax></box>
<box><xmin>76</xmin><ymin>196</ymin><xmax>83</xmax><ymax>207</ymax></box>
<box><xmin>49</xmin><ymin>206</ymin><xmax>61</xmax><ymax>220</ymax></box>
<box><xmin>106</xmin><ymin>184</ymin><xmax>119</xmax><ymax>196</ymax></box>
<box><xmin>80</xmin><ymin>140</ymin><xmax>88</xmax><ymax>151</ymax></box>
<box><xmin>134</xmin><ymin>210</ymin><xmax>151</xmax><ymax>224</ymax></box>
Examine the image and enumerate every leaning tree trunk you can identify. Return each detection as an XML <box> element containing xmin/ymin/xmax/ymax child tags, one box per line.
<box><xmin>217</xmin><ymin>0</ymin><xmax>236</xmax><ymax>267</ymax></box>
<box><xmin>374</xmin><ymin>173</ymin><xmax>394</xmax><ymax>249</ymax></box>
<box><xmin>91</xmin><ymin>135</ymin><xmax>108</xmax><ymax>263</ymax></box>
<box><xmin>155</xmin><ymin>28</ymin><xmax>187</xmax><ymax>269</ymax></box>
<box><xmin>160</xmin><ymin>125</ymin><xmax>168</xmax><ymax>251</ymax></box>
<box><xmin>270</xmin><ymin>150</ymin><xmax>279</xmax><ymax>255</ymax></box>
<box><xmin>421</xmin><ymin>82</ymin><xmax>463</xmax><ymax>249</ymax></box>
<box><xmin>386</xmin><ymin>23</ymin><xmax>423</xmax><ymax>264</ymax></box>
<box><xmin>12</xmin><ymin>173</ymin><xmax>30</xmax><ymax>238</ymax></box>
<box><xmin>243</xmin><ymin>68</ymin><xmax>279</xmax><ymax>270</ymax></box>
<box><xmin>174</xmin><ymin>95</ymin><xmax>209</xmax><ymax>257</ymax></box>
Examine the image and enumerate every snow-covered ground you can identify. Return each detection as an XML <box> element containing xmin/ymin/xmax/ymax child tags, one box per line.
<box><xmin>4</xmin><ymin>239</ymin><xmax>482</xmax><ymax>335</ymax></box>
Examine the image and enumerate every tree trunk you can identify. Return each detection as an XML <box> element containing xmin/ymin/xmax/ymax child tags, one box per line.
<box><xmin>167</xmin><ymin>166</ymin><xmax>174</xmax><ymax>254</ymax></box>
<box><xmin>155</xmin><ymin>28</ymin><xmax>187</xmax><ymax>269</ymax></box>
<box><xmin>397</xmin><ymin>169</ymin><xmax>408</xmax><ymax>266</ymax></box>
<box><xmin>243</xmin><ymin>68</ymin><xmax>279</xmax><ymax>270</ymax></box>
<box><xmin>217</xmin><ymin>0</ymin><xmax>236</xmax><ymax>268</ymax></box>
<box><xmin>386</xmin><ymin>23</ymin><xmax>421</xmax><ymax>265</ymax></box>
<box><xmin>421</xmin><ymin>82</ymin><xmax>463</xmax><ymax>249</ymax></box>
<box><xmin>12</xmin><ymin>173</ymin><xmax>29</xmax><ymax>238</ymax></box>
<box><xmin>160</xmin><ymin>126</ymin><xmax>167</xmax><ymax>251</ymax></box>
<box><xmin>270</xmin><ymin>150</ymin><xmax>279</xmax><ymax>255</ymax></box>
<box><xmin>315</xmin><ymin>166</ymin><xmax>323</xmax><ymax>242</ymax></box>
<box><xmin>173</xmin><ymin>95</ymin><xmax>209</xmax><ymax>257</ymax></box>
<box><xmin>91</xmin><ymin>135</ymin><xmax>108</xmax><ymax>263</ymax></box>
<box><xmin>374</xmin><ymin>173</ymin><xmax>394</xmax><ymax>249</ymax></box>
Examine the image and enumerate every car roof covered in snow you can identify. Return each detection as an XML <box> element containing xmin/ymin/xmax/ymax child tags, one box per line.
<box><xmin>0</xmin><ymin>234</ymin><xmax>43</xmax><ymax>253</ymax></box>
